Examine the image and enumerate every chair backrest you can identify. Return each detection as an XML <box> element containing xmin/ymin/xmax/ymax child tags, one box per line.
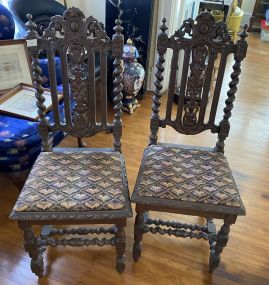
<box><xmin>25</xmin><ymin>7</ymin><xmax>124</xmax><ymax>152</ymax></box>
<box><xmin>150</xmin><ymin>12</ymin><xmax>248</xmax><ymax>153</ymax></box>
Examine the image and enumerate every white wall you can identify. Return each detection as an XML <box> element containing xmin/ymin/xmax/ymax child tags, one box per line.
<box><xmin>58</xmin><ymin>0</ymin><xmax>106</xmax><ymax>23</ymax></box>
<box><xmin>241</xmin><ymin>0</ymin><xmax>256</xmax><ymax>12</ymax></box>
<box><xmin>0</xmin><ymin>0</ymin><xmax>8</xmax><ymax>6</ymax></box>
<box><xmin>147</xmin><ymin>0</ymin><xmax>200</xmax><ymax>91</ymax></box>
<box><xmin>241</xmin><ymin>0</ymin><xmax>255</xmax><ymax>26</ymax></box>
<box><xmin>78</xmin><ymin>0</ymin><xmax>106</xmax><ymax>23</ymax></box>
<box><xmin>146</xmin><ymin>0</ymin><xmax>175</xmax><ymax>91</ymax></box>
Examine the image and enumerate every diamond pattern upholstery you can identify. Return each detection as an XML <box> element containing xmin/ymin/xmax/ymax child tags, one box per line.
<box><xmin>13</xmin><ymin>151</ymin><xmax>129</xmax><ymax>212</ymax></box>
<box><xmin>132</xmin><ymin>145</ymin><xmax>243</xmax><ymax>208</ymax></box>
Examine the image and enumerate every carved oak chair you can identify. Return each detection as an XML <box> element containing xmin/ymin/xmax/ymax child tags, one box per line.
<box><xmin>9</xmin><ymin>8</ymin><xmax>132</xmax><ymax>277</ymax></box>
<box><xmin>131</xmin><ymin>12</ymin><xmax>248</xmax><ymax>273</ymax></box>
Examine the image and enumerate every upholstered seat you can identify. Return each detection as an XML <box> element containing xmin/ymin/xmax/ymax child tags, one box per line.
<box><xmin>132</xmin><ymin>144</ymin><xmax>245</xmax><ymax>214</ymax></box>
<box><xmin>0</xmin><ymin>94</ymin><xmax>64</xmax><ymax>173</ymax></box>
<box><xmin>131</xmin><ymin>13</ymin><xmax>248</xmax><ymax>273</ymax></box>
<box><xmin>12</xmin><ymin>151</ymin><xmax>130</xmax><ymax>216</ymax></box>
<box><xmin>10</xmin><ymin>9</ymin><xmax>131</xmax><ymax>276</ymax></box>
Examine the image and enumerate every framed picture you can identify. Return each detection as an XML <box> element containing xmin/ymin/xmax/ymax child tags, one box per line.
<box><xmin>0</xmin><ymin>83</ymin><xmax>63</xmax><ymax>121</ymax></box>
<box><xmin>0</xmin><ymin>39</ymin><xmax>33</xmax><ymax>90</ymax></box>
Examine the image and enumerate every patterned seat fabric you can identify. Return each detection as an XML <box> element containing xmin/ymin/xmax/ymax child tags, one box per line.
<box><xmin>13</xmin><ymin>151</ymin><xmax>128</xmax><ymax>212</ymax></box>
<box><xmin>133</xmin><ymin>145</ymin><xmax>243</xmax><ymax>208</ymax></box>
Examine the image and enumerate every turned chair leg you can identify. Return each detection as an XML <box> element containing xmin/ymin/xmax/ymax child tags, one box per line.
<box><xmin>208</xmin><ymin>215</ymin><xmax>237</xmax><ymax>273</ymax></box>
<box><xmin>77</xmin><ymin>137</ymin><xmax>87</xmax><ymax>148</ymax></box>
<box><xmin>133</xmin><ymin>205</ymin><xmax>145</xmax><ymax>262</ymax></box>
<box><xmin>115</xmin><ymin>220</ymin><xmax>126</xmax><ymax>273</ymax></box>
<box><xmin>18</xmin><ymin>221</ymin><xmax>44</xmax><ymax>277</ymax></box>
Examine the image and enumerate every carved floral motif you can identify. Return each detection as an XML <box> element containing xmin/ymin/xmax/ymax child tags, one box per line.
<box><xmin>183</xmin><ymin>44</ymin><xmax>208</xmax><ymax>127</ymax></box>
<box><xmin>69</xmin><ymin>44</ymin><xmax>89</xmax><ymax>129</ymax></box>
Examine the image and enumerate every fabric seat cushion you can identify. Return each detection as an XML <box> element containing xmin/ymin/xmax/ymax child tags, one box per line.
<box><xmin>132</xmin><ymin>145</ymin><xmax>243</xmax><ymax>208</ymax></box>
<box><xmin>0</xmin><ymin>85</ymin><xmax>64</xmax><ymax>172</ymax></box>
<box><xmin>0</xmin><ymin>131</ymin><xmax>63</xmax><ymax>172</ymax></box>
<box><xmin>13</xmin><ymin>151</ymin><xmax>128</xmax><ymax>212</ymax></box>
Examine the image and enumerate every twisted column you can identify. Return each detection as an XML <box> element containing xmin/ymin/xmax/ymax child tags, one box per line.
<box><xmin>50</xmin><ymin>226</ymin><xmax>116</xmax><ymax>235</ymax></box>
<box><xmin>215</xmin><ymin>60</ymin><xmax>240</xmax><ymax>153</ymax></box>
<box><xmin>112</xmin><ymin>19</ymin><xmax>124</xmax><ymax>152</ymax></box>
<box><xmin>26</xmin><ymin>14</ymin><xmax>51</xmax><ymax>151</ymax></box>
<box><xmin>46</xmin><ymin>237</ymin><xmax>116</xmax><ymax>247</ymax></box>
<box><xmin>215</xmin><ymin>25</ymin><xmax>248</xmax><ymax>153</ymax></box>
<box><xmin>147</xmin><ymin>218</ymin><xmax>208</xmax><ymax>232</ymax></box>
<box><xmin>150</xmin><ymin>18</ymin><xmax>168</xmax><ymax>145</ymax></box>
<box><xmin>143</xmin><ymin>225</ymin><xmax>209</xmax><ymax>240</ymax></box>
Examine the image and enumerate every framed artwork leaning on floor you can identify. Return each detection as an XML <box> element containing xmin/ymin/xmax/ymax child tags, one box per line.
<box><xmin>0</xmin><ymin>83</ymin><xmax>63</xmax><ymax>121</ymax></box>
<box><xmin>0</xmin><ymin>39</ymin><xmax>32</xmax><ymax>90</ymax></box>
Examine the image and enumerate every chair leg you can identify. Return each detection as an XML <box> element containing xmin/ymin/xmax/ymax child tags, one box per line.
<box><xmin>133</xmin><ymin>205</ymin><xmax>145</xmax><ymax>262</ymax></box>
<box><xmin>208</xmin><ymin>215</ymin><xmax>237</xmax><ymax>273</ymax></box>
<box><xmin>115</xmin><ymin>220</ymin><xmax>126</xmax><ymax>273</ymax></box>
<box><xmin>18</xmin><ymin>221</ymin><xmax>44</xmax><ymax>277</ymax></box>
<box><xmin>77</xmin><ymin>137</ymin><xmax>87</xmax><ymax>148</ymax></box>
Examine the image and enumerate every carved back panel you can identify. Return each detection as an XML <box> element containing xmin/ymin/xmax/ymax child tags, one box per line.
<box><xmin>150</xmin><ymin>12</ymin><xmax>248</xmax><ymax>153</ymax></box>
<box><xmin>25</xmin><ymin>7</ymin><xmax>124</xmax><ymax>151</ymax></box>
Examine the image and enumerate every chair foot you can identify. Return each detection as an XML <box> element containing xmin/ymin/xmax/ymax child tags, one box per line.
<box><xmin>115</xmin><ymin>223</ymin><xmax>126</xmax><ymax>273</ymax></box>
<box><xmin>116</xmin><ymin>256</ymin><xmax>125</xmax><ymax>273</ymax></box>
<box><xmin>18</xmin><ymin>221</ymin><xmax>44</xmax><ymax>277</ymax></box>
<box><xmin>133</xmin><ymin>209</ymin><xmax>145</xmax><ymax>262</ymax></box>
<box><xmin>208</xmin><ymin>215</ymin><xmax>237</xmax><ymax>273</ymax></box>
<box><xmin>133</xmin><ymin>242</ymin><xmax>142</xmax><ymax>262</ymax></box>
<box><xmin>31</xmin><ymin>257</ymin><xmax>44</xmax><ymax>278</ymax></box>
<box><xmin>208</xmin><ymin>252</ymin><xmax>220</xmax><ymax>273</ymax></box>
<box><xmin>77</xmin><ymin>137</ymin><xmax>87</xmax><ymax>148</ymax></box>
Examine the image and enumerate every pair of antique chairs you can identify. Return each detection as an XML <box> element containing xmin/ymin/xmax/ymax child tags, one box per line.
<box><xmin>9</xmin><ymin>7</ymin><xmax>248</xmax><ymax>277</ymax></box>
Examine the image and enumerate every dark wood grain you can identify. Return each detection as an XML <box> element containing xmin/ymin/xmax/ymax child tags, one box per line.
<box><xmin>10</xmin><ymin>7</ymin><xmax>131</xmax><ymax>277</ymax></box>
<box><xmin>132</xmin><ymin>12</ymin><xmax>248</xmax><ymax>273</ymax></box>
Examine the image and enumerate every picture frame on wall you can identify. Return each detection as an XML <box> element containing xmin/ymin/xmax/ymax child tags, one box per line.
<box><xmin>0</xmin><ymin>39</ymin><xmax>33</xmax><ymax>91</ymax></box>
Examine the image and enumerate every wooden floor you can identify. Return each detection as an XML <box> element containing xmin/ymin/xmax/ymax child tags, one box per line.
<box><xmin>1</xmin><ymin>34</ymin><xmax>269</xmax><ymax>285</ymax></box>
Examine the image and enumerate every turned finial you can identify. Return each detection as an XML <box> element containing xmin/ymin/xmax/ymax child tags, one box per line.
<box><xmin>113</xmin><ymin>19</ymin><xmax>123</xmax><ymax>34</ymax></box>
<box><xmin>25</xmin><ymin>13</ymin><xmax>39</xmax><ymax>39</ymax></box>
<box><xmin>27</xmin><ymin>13</ymin><xmax>32</xmax><ymax>20</ymax></box>
<box><xmin>238</xmin><ymin>24</ymin><xmax>248</xmax><ymax>40</ymax></box>
<box><xmin>160</xmin><ymin>18</ymin><xmax>168</xmax><ymax>33</ymax></box>
<box><xmin>26</xmin><ymin>13</ymin><xmax>37</xmax><ymax>30</ymax></box>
